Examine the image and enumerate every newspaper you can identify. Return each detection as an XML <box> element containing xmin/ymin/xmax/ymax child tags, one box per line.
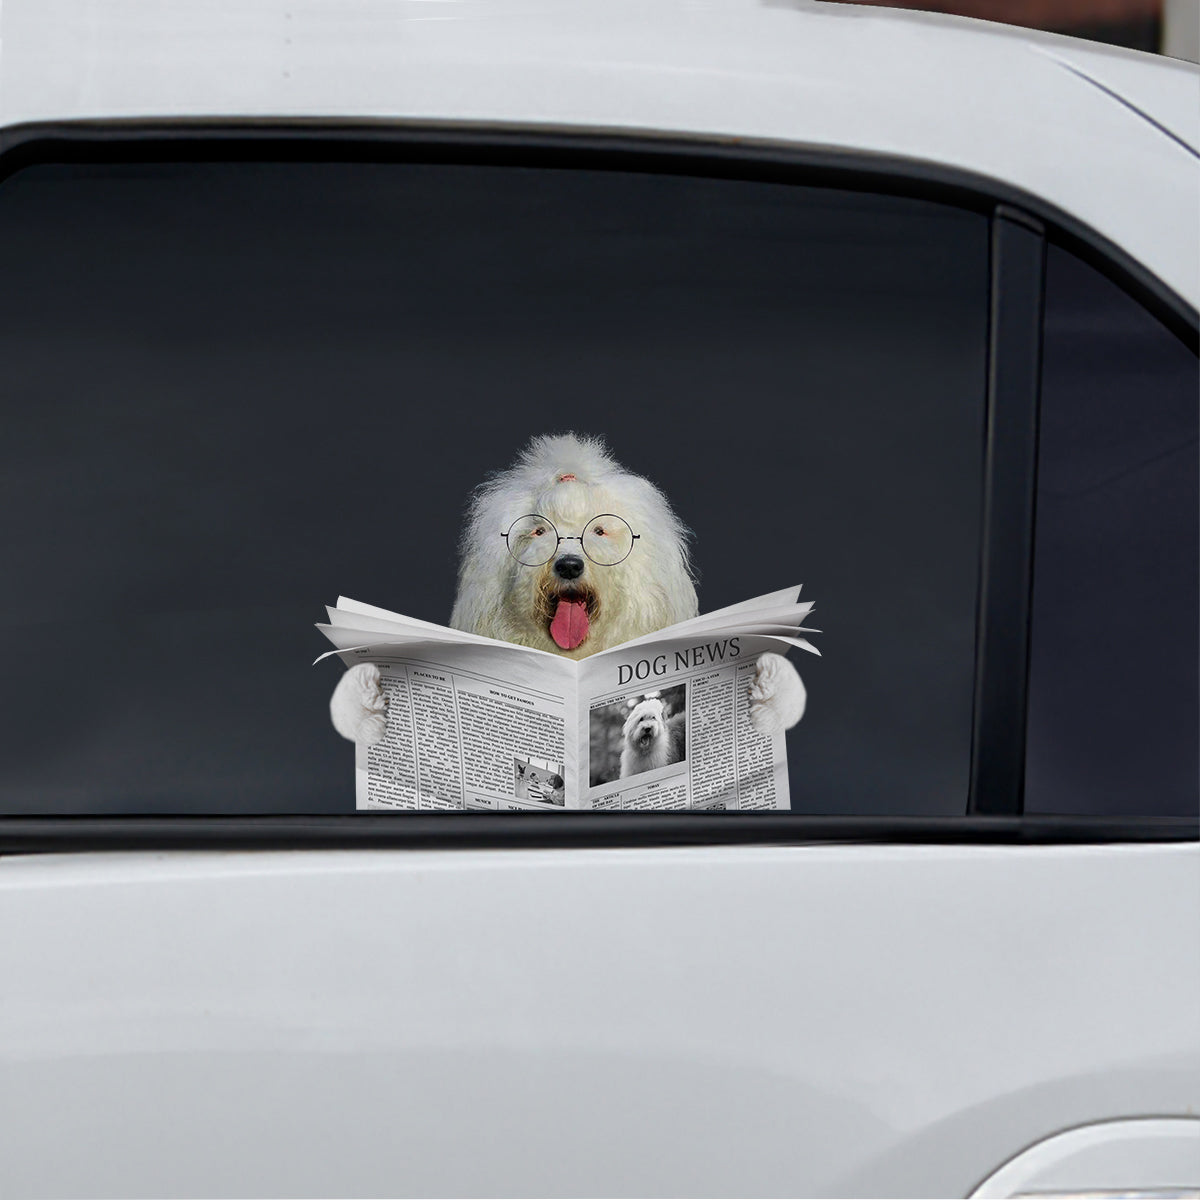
<box><xmin>316</xmin><ymin>587</ymin><xmax>819</xmax><ymax>812</ymax></box>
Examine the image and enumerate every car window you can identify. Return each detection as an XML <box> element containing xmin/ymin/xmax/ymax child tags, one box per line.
<box><xmin>1025</xmin><ymin>242</ymin><xmax>1199</xmax><ymax>817</ymax></box>
<box><xmin>0</xmin><ymin>158</ymin><xmax>988</xmax><ymax>817</ymax></box>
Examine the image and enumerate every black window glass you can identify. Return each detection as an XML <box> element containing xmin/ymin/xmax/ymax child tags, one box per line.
<box><xmin>1025</xmin><ymin>243</ymin><xmax>1199</xmax><ymax>817</ymax></box>
<box><xmin>0</xmin><ymin>159</ymin><xmax>987</xmax><ymax>816</ymax></box>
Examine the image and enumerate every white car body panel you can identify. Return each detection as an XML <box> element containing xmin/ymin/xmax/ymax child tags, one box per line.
<box><xmin>0</xmin><ymin>0</ymin><xmax>1197</xmax><ymax>309</ymax></box>
<box><xmin>2</xmin><ymin>845</ymin><xmax>1198</xmax><ymax>1198</ymax></box>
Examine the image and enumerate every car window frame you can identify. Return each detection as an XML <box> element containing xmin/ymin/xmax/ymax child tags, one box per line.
<box><xmin>0</xmin><ymin>120</ymin><xmax>1195</xmax><ymax>852</ymax></box>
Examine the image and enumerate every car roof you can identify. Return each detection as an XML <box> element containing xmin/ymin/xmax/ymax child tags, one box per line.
<box><xmin>0</xmin><ymin>0</ymin><xmax>1196</xmax><ymax>311</ymax></box>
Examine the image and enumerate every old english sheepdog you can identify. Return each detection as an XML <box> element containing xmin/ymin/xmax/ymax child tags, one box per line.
<box><xmin>620</xmin><ymin>698</ymin><xmax>687</xmax><ymax>779</ymax></box>
<box><xmin>331</xmin><ymin>433</ymin><xmax>806</xmax><ymax>743</ymax></box>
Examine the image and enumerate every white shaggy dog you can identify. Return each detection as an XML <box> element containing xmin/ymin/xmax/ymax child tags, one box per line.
<box><xmin>331</xmin><ymin>433</ymin><xmax>806</xmax><ymax>744</ymax></box>
<box><xmin>451</xmin><ymin>432</ymin><xmax>696</xmax><ymax>656</ymax></box>
<box><xmin>620</xmin><ymin>698</ymin><xmax>687</xmax><ymax>779</ymax></box>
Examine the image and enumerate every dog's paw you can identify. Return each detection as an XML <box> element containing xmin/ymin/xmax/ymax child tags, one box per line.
<box><xmin>747</xmin><ymin>652</ymin><xmax>807</xmax><ymax>736</ymax></box>
<box><xmin>330</xmin><ymin>662</ymin><xmax>388</xmax><ymax>745</ymax></box>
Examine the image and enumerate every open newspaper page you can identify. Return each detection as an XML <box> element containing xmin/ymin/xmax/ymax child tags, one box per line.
<box><xmin>578</xmin><ymin>624</ymin><xmax>814</xmax><ymax>813</ymax></box>
<box><xmin>318</xmin><ymin>586</ymin><xmax>817</xmax><ymax>812</ymax></box>
<box><xmin>575</xmin><ymin>586</ymin><xmax>818</xmax><ymax>811</ymax></box>
<box><xmin>320</xmin><ymin>604</ymin><xmax>576</xmax><ymax>811</ymax></box>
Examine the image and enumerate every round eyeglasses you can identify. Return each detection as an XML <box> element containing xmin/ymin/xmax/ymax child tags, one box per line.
<box><xmin>502</xmin><ymin>513</ymin><xmax>640</xmax><ymax>567</ymax></box>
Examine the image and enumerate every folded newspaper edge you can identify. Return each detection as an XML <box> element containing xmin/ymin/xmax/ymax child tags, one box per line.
<box><xmin>317</xmin><ymin>587</ymin><xmax>820</xmax><ymax>814</ymax></box>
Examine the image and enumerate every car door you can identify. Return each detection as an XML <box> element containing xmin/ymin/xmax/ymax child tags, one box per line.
<box><xmin>0</xmin><ymin>129</ymin><xmax>1196</xmax><ymax>1199</ymax></box>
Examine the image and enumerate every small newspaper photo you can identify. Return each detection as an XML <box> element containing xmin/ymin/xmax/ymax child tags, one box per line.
<box><xmin>316</xmin><ymin>586</ymin><xmax>819</xmax><ymax>812</ymax></box>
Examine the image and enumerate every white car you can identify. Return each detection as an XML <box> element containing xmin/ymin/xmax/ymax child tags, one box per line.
<box><xmin>0</xmin><ymin>1</ymin><xmax>1196</xmax><ymax>1197</ymax></box>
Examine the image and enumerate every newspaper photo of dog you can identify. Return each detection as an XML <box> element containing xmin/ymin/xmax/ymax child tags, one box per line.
<box><xmin>589</xmin><ymin>684</ymin><xmax>687</xmax><ymax>787</ymax></box>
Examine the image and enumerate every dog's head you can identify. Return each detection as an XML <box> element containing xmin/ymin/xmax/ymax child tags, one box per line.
<box><xmin>451</xmin><ymin>434</ymin><xmax>699</xmax><ymax>657</ymax></box>
<box><xmin>623</xmin><ymin>698</ymin><xmax>667</xmax><ymax>750</ymax></box>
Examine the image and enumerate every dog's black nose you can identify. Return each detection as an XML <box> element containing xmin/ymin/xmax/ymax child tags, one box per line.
<box><xmin>554</xmin><ymin>555</ymin><xmax>585</xmax><ymax>581</ymax></box>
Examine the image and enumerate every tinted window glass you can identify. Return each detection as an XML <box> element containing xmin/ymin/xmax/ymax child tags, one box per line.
<box><xmin>0</xmin><ymin>160</ymin><xmax>987</xmax><ymax>815</ymax></box>
<box><xmin>1026</xmin><ymin>244</ymin><xmax>1199</xmax><ymax>816</ymax></box>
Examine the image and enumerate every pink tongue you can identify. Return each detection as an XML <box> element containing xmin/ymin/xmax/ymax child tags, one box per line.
<box><xmin>550</xmin><ymin>598</ymin><xmax>590</xmax><ymax>651</ymax></box>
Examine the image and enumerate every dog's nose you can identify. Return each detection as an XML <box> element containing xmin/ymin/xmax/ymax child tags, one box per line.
<box><xmin>554</xmin><ymin>555</ymin><xmax>585</xmax><ymax>581</ymax></box>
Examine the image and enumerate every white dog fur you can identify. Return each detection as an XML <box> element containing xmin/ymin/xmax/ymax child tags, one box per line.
<box><xmin>331</xmin><ymin>433</ymin><xmax>806</xmax><ymax>744</ymax></box>
<box><xmin>620</xmin><ymin>698</ymin><xmax>687</xmax><ymax>778</ymax></box>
